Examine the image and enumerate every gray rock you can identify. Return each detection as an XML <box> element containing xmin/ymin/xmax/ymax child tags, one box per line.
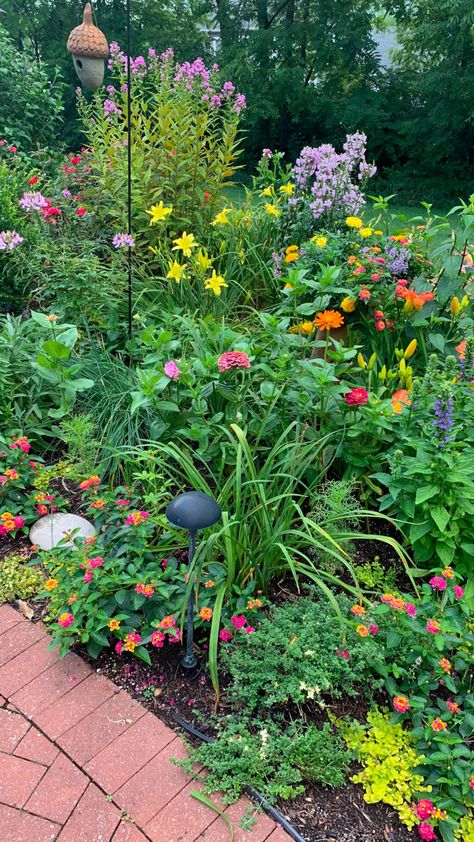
<box><xmin>29</xmin><ymin>512</ymin><xmax>95</xmax><ymax>550</ymax></box>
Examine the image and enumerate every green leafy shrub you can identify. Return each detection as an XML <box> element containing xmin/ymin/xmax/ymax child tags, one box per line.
<box><xmin>179</xmin><ymin>716</ymin><xmax>351</xmax><ymax>804</ymax></box>
<box><xmin>221</xmin><ymin>593</ymin><xmax>383</xmax><ymax>711</ymax></box>
<box><xmin>0</xmin><ymin>552</ymin><xmax>43</xmax><ymax>603</ymax></box>
<box><xmin>58</xmin><ymin>414</ymin><xmax>100</xmax><ymax>475</ymax></box>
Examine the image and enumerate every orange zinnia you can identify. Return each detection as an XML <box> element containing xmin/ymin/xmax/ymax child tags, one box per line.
<box><xmin>314</xmin><ymin>310</ymin><xmax>344</xmax><ymax>331</ymax></box>
<box><xmin>391</xmin><ymin>389</ymin><xmax>411</xmax><ymax>414</ymax></box>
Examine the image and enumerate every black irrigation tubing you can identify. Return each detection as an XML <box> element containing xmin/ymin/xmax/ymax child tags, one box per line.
<box><xmin>171</xmin><ymin>709</ymin><xmax>307</xmax><ymax>842</ymax></box>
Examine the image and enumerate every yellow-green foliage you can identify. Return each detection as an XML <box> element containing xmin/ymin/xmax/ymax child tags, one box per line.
<box><xmin>0</xmin><ymin>552</ymin><xmax>43</xmax><ymax>603</ymax></box>
<box><xmin>33</xmin><ymin>460</ymin><xmax>73</xmax><ymax>491</ymax></box>
<box><xmin>456</xmin><ymin>814</ymin><xmax>474</xmax><ymax>842</ymax></box>
<box><xmin>344</xmin><ymin>709</ymin><xmax>430</xmax><ymax>830</ymax></box>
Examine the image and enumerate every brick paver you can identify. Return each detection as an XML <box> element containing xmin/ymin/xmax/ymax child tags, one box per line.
<box><xmin>0</xmin><ymin>607</ymin><xmax>291</xmax><ymax>841</ymax></box>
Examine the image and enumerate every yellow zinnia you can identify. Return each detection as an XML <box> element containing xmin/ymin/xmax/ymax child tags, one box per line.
<box><xmin>146</xmin><ymin>201</ymin><xmax>173</xmax><ymax>224</ymax></box>
<box><xmin>359</xmin><ymin>227</ymin><xmax>373</xmax><ymax>238</ymax></box>
<box><xmin>167</xmin><ymin>260</ymin><xmax>187</xmax><ymax>283</ymax></box>
<box><xmin>285</xmin><ymin>245</ymin><xmax>299</xmax><ymax>263</ymax></box>
<box><xmin>341</xmin><ymin>296</ymin><xmax>357</xmax><ymax>313</ymax></box>
<box><xmin>172</xmin><ymin>232</ymin><xmax>198</xmax><ymax>256</ymax></box>
<box><xmin>289</xmin><ymin>321</ymin><xmax>315</xmax><ymax>335</ymax></box>
<box><xmin>346</xmin><ymin>216</ymin><xmax>363</xmax><ymax>229</ymax></box>
<box><xmin>204</xmin><ymin>270</ymin><xmax>228</xmax><ymax>296</ymax></box>
<box><xmin>311</xmin><ymin>235</ymin><xmax>327</xmax><ymax>248</ymax></box>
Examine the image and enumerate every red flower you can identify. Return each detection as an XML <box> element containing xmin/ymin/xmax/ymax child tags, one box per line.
<box><xmin>70</xmin><ymin>156</ymin><xmax>81</xmax><ymax>165</ymax></box>
<box><xmin>9</xmin><ymin>146</ymin><xmax>17</xmax><ymax>154</ymax></box>
<box><xmin>62</xmin><ymin>165</ymin><xmax>76</xmax><ymax>174</ymax></box>
<box><xmin>204</xmin><ymin>192</ymin><xmax>210</xmax><ymax>200</ymax></box>
<box><xmin>344</xmin><ymin>388</ymin><xmax>369</xmax><ymax>407</ymax></box>
<box><xmin>76</xmin><ymin>207</ymin><xmax>87</xmax><ymax>216</ymax></box>
<box><xmin>29</xmin><ymin>176</ymin><xmax>39</xmax><ymax>185</ymax></box>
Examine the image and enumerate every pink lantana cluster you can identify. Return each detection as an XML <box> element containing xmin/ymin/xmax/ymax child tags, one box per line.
<box><xmin>219</xmin><ymin>614</ymin><xmax>255</xmax><ymax>643</ymax></box>
<box><xmin>125</xmin><ymin>510</ymin><xmax>149</xmax><ymax>526</ymax></box>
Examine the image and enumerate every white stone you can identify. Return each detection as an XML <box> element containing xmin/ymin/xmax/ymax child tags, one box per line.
<box><xmin>29</xmin><ymin>512</ymin><xmax>95</xmax><ymax>550</ymax></box>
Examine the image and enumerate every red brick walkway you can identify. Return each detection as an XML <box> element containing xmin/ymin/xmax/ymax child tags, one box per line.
<box><xmin>0</xmin><ymin>604</ymin><xmax>290</xmax><ymax>842</ymax></box>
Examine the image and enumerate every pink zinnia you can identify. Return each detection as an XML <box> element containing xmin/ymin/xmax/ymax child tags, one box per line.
<box><xmin>245</xmin><ymin>626</ymin><xmax>256</xmax><ymax>634</ymax></box>
<box><xmin>453</xmin><ymin>585</ymin><xmax>464</xmax><ymax>600</ymax></box>
<box><xmin>405</xmin><ymin>601</ymin><xmax>416</xmax><ymax>617</ymax></box>
<box><xmin>418</xmin><ymin>823</ymin><xmax>436</xmax><ymax>841</ymax></box>
<box><xmin>337</xmin><ymin>649</ymin><xmax>350</xmax><ymax>660</ymax></box>
<box><xmin>375</xmin><ymin>320</ymin><xmax>385</xmax><ymax>331</ymax></box>
<box><xmin>58</xmin><ymin>612</ymin><xmax>74</xmax><ymax>628</ymax></box>
<box><xmin>358</xmin><ymin>288</ymin><xmax>371</xmax><ymax>300</ymax></box>
<box><xmin>219</xmin><ymin>628</ymin><xmax>233</xmax><ymax>643</ymax></box>
<box><xmin>344</xmin><ymin>388</ymin><xmax>369</xmax><ymax>407</ymax></box>
<box><xmin>115</xmin><ymin>641</ymin><xmax>123</xmax><ymax>654</ymax></box>
<box><xmin>370</xmin><ymin>273</ymin><xmax>380</xmax><ymax>281</ymax></box>
<box><xmin>429</xmin><ymin>576</ymin><xmax>447</xmax><ymax>591</ymax></box>
<box><xmin>231</xmin><ymin>614</ymin><xmax>247</xmax><ymax>629</ymax></box>
<box><xmin>13</xmin><ymin>516</ymin><xmax>24</xmax><ymax>528</ymax></box>
<box><xmin>217</xmin><ymin>351</ymin><xmax>251</xmax><ymax>373</ymax></box>
<box><xmin>164</xmin><ymin>360</ymin><xmax>181</xmax><ymax>380</ymax></box>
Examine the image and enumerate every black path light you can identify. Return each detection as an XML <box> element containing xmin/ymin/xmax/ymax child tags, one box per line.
<box><xmin>166</xmin><ymin>492</ymin><xmax>221</xmax><ymax>676</ymax></box>
<box><xmin>67</xmin><ymin>2</ymin><xmax>134</xmax><ymax>338</ymax></box>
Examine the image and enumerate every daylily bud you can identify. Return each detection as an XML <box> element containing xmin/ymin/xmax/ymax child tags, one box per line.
<box><xmin>461</xmin><ymin>295</ymin><xmax>469</xmax><ymax>310</ymax></box>
<box><xmin>405</xmin><ymin>376</ymin><xmax>413</xmax><ymax>390</ymax></box>
<box><xmin>378</xmin><ymin>365</ymin><xmax>387</xmax><ymax>381</ymax></box>
<box><xmin>450</xmin><ymin>297</ymin><xmax>460</xmax><ymax>315</ymax></box>
<box><xmin>399</xmin><ymin>358</ymin><xmax>406</xmax><ymax>374</ymax></box>
<box><xmin>367</xmin><ymin>353</ymin><xmax>377</xmax><ymax>370</ymax></box>
<box><xmin>395</xmin><ymin>348</ymin><xmax>403</xmax><ymax>360</ymax></box>
<box><xmin>404</xmin><ymin>339</ymin><xmax>417</xmax><ymax>359</ymax></box>
<box><xmin>357</xmin><ymin>352</ymin><xmax>366</xmax><ymax>369</ymax></box>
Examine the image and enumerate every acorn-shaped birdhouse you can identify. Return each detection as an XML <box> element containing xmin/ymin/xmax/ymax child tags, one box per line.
<box><xmin>67</xmin><ymin>3</ymin><xmax>109</xmax><ymax>92</ymax></box>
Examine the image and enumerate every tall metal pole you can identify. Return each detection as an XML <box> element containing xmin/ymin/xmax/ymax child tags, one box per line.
<box><xmin>126</xmin><ymin>0</ymin><xmax>132</xmax><ymax>339</ymax></box>
<box><xmin>182</xmin><ymin>530</ymin><xmax>198</xmax><ymax>671</ymax></box>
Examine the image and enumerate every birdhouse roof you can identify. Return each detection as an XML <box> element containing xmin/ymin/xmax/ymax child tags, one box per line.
<box><xmin>67</xmin><ymin>3</ymin><xmax>109</xmax><ymax>59</ymax></box>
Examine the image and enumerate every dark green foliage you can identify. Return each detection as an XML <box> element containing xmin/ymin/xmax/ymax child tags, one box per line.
<box><xmin>222</xmin><ymin>594</ymin><xmax>383</xmax><ymax>710</ymax></box>
<box><xmin>179</xmin><ymin>716</ymin><xmax>352</xmax><ymax>803</ymax></box>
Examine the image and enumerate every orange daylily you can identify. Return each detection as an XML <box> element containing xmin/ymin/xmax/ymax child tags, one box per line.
<box><xmin>391</xmin><ymin>389</ymin><xmax>411</xmax><ymax>414</ymax></box>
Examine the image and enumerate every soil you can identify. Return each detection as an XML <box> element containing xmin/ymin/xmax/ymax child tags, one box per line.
<box><xmin>4</xmin><ymin>486</ymin><xmax>416</xmax><ymax>841</ymax></box>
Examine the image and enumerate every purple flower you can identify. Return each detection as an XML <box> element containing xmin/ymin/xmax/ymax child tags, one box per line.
<box><xmin>120</xmin><ymin>84</ymin><xmax>128</xmax><ymax>93</ymax></box>
<box><xmin>209</xmin><ymin>94</ymin><xmax>222</xmax><ymax>109</ymax></box>
<box><xmin>103</xmin><ymin>99</ymin><xmax>121</xmax><ymax>117</ymax></box>
<box><xmin>262</xmin><ymin>148</ymin><xmax>272</xmax><ymax>158</ymax></box>
<box><xmin>112</xmin><ymin>232</ymin><xmax>135</xmax><ymax>249</ymax></box>
<box><xmin>19</xmin><ymin>191</ymin><xmax>48</xmax><ymax>212</ymax></box>
<box><xmin>432</xmin><ymin>395</ymin><xmax>454</xmax><ymax>448</ymax></box>
<box><xmin>221</xmin><ymin>81</ymin><xmax>235</xmax><ymax>97</ymax></box>
<box><xmin>164</xmin><ymin>360</ymin><xmax>181</xmax><ymax>380</ymax></box>
<box><xmin>385</xmin><ymin>246</ymin><xmax>410</xmax><ymax>276</ymax></box>
<box><xmin>232</xmin><ymin>93</ymin><xmax>246</xmax><ymax>114</ymax></box>
<box><xmin>0</xmin><ymin>230</ymin><xmax>23</xmax><ymax>251</ymax></box>
<box><xmin>106</xmin><ymin>85</ymin><xmax>116</xmax><ymax>95</ymax></box>
<box><xmin>62</xmin><ymin>189</ymin><xmax>72</xmax><ymax>199</ymax></box>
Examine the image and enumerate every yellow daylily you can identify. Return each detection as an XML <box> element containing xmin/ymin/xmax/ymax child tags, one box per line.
<box><xmin>280</xmin><ymin>182</ymin><xmax>295</xmax><ymax>196</ymax></box>
<box><xmin>211</xmin><ymin>207</ymin><xmax>232</xmax><ymax>226</ymax></box>
<box><xmin>172</xmin><ymin>232</ymin><xmax>198</xmax><ymax>256</ymax></box>
<box><xmin>204</xmin><ymin>270</ymin><xmax>228</xmax><ymax>296</ymax></box>
<box><xmin>311</xmin><ymin>235</ymin><xmax>327</xmax><ymax>248</ymax></box>
<box><xmin>146</xmin><ymin>201</ymin><xmax>173</xmax><ymax>224</ymax></box>
<box><xmin>260</xmin><ymin>186</ymin><xmax>274</xmax><ymax>197</ymax></box>
<box><xmin>265</xmin><ymin>203</ymin><xmax>281</xmax><ymax>217</ymax></box>
<box><xmin>195</xmin><ymin>249</ymin><xmax>213</xmax><ymax>272</ymax></box>
<box><xmin>167</xmin><ymin>260</ymin><xmax>187</xmax><ymax>283</ymax></box>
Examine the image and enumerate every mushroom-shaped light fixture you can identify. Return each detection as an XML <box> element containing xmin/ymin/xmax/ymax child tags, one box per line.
<box><xmin>67</xmin><ymin>3</ymin><xmax>109</xmax><ymax>92</ymax></box>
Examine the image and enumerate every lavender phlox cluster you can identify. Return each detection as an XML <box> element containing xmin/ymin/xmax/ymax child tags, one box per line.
<box><xmin>103</xmin><ymin>99</ymin><xmax>121</xmax><ymax>117</ymax></box>
<box><xmin>0</xmin><ymin>230</ymin><xmax>23</xmax><ymax>251</ymax></box>
<box><xmin>272</xmin><ymin>250</ymin><xmax>284</xmax><ymax>278</ymax></box>
<box><xmin>385</xmin><ymin>246</ymin><xmax>410</xmax><ymax>276</ymax></box>
<box><xmin>291</xmin><ymin>133</ymin><xmax>375</xmax><ymax>221</ymax></box>
<box><xmin>19</xmin><ymin>191</ymin><xmax>48</xmax><ymax>212</ymax></box>
<box><xmin>432</xmin><ymin>396</ymin><xmax>454</xmax><ymax>448</ymax></box>
<box><xmin>112</xmin><ymin>232</ymin><xmax>135</xmax><ymax>249</ymax></box>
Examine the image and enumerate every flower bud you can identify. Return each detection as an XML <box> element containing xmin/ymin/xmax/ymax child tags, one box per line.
<box><xmin>367</xmin><ymin>353</ymin><xmax>377</xmax><ymax>370</ymax></box>
<box><xmin>450</xmin><ymin>296</ymin><xmax>460</xmax><ymax>315</ymax></box>
<box><xmin>399</xmin><ymin>358</ymin><xmax>406</xmax><ymax>374</ymax></box>
<box><xmin>357</xmin><ymin>352</ymin><xmax>366</xmax><ymax>369</ymax></box>
<box><xmin>378</xmin><ymin>365</ymin><xmax>387</xmax><ymax>381</ymax></box>
<box><xmin>404</xmin><ymin>339</ymin><xmax>417</xmax><ymax>359</ymax></box>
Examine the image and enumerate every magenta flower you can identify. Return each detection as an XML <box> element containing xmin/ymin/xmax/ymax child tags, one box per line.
<box><xmin>405</xmin><ymin>601</ymin><xmax>416</xmax><ymax>617</ymax></box>
<box><xmin>219</xmin><ymin>628</ymin><xmax>233</xmax><ymax>643</ymax></box>
<box><xmin>231</xmin><ymin>615</ymin><xmax>247</xmax><ymax>630</ymax></box>
<box><xmin>115</xmin><ymin>640</ymin><xmax>123</xmax><ymax>654</ymax></box>
<box><xmin>164</xmin><ymin>360</ymin><xmax>181</xmax><ymax>380</ymax></box>
<box><xmin>245</xmin><ymin>626</ymin><xmax>255</xmax><ymax>634</ymax></box>
<box><xmin>453</xmin><ymin>585</ymin><xmax>464</xmax><ymax>600</ymax></box>
<box><xmin>429</xmin><ymin>576</ymin><xmax>447</xmax><ymax>591</ymax></box>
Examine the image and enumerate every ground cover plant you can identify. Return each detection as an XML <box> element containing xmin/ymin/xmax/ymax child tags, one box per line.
<box><xmin>0</xmin><ymin>37</ymin><xmax>473</xmax><ymax>842</ymax></box>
